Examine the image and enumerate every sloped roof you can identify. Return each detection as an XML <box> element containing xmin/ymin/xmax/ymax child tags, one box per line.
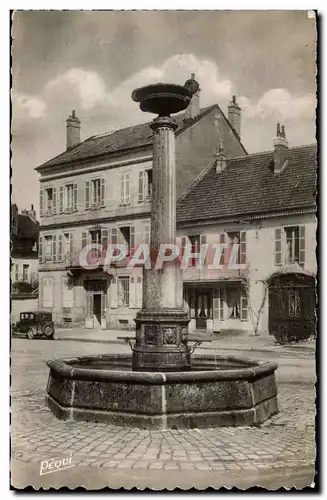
<box><xmin>17</xmin><ymin>214</ymin><xmax>39</xmax><ymax>239</ymax></box>
<box><xmin>36</xmin><ymin>104</ymin><xmax>246</xmax><ymax>170</ymax></box>
<box><xmin>177</xmin><ymin>143</ymin><xmax>317</xmax><ymax>224</ymax></box>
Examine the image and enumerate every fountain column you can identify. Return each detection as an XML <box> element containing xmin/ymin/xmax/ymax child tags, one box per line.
<box><xmin>131</xmin><ymin>84</ymin><xmax>192</xmax><ymax>371</ymax></box>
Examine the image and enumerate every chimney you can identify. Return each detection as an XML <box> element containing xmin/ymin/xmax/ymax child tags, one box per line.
<box><xmin>66</xmin><ymin>110</ymin><xmax>81</xmax><ymax>150</ymax></box>
<box><xmin>29</xmin><ymin>204</ymin><xmax>36</xmax><ymax>221</ymax></box>
<box><xmin>184</xmin><ymin>73</ymin><xmax>200</xmax><ymax>120</ymax></box>
<box><xmin>273</xmin><ymin>123</ymin><xmax>289</xmax><ymax>173</ymax></box>
<box><xmin>216</xmin><ymin>140</ymin><xmax>227</xmax><ymax>173</ymax></box>
<box><xmin>228</xmin><ymin>95</ymin><xmax>241</xmax><ymax>138</ymax></box>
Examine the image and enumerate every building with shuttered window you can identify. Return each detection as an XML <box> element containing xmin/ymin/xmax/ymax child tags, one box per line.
<box><xmin>36</xmin><ymin>76</ymin><xmax>248</xmax><ymax>328</ymax></box>
<box><xmin>176</xmin><ymin>128</ymin><xmax>317</xmax><ymax>336</ymax></box>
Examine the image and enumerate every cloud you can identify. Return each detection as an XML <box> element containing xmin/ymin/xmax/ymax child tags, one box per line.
<box><xmin>12</xmin><ymin>53</ymin><xmax>316</xmax><ymax>147</ymax></box>
<box><xmin>239</xmin><ymin>89</ymin><xmax>316</xmax><ymax>122</ymax></box>
<box><xmin>12</xmin><ymin>93</ymin><xmax>47</xmax><ymax>121</ymax></box>
<box><xmin>44</xmin><ymin>67</ymin><xmax>114</xmax><ymax>110</ymax></box>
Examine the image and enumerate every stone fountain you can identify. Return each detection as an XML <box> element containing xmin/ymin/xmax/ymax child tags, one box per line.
<box><xmin>45</xmin><ymin>81</ymin><xmax>278</xmax><ymax>429</ymax></box>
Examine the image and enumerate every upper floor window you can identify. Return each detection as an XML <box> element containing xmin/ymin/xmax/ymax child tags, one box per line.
<box><xmin>59</xmin><ymin>183</ymin><xmax>78</xmax><ymax>213</ymax></box>
<box><xmin>23</xmin><ymin>264</ymin><xmax>29</xmax><ymax>282</ymax></box>
<box><xmin>44</xmin><ymin>235</ymin><xmax>54</xmax><ymax>262</ymax></box>
<box><xmin>85</xmin><ymin>178</ymin><xmax>105</xmax><ymax>209</ymax></box>
<box><xmin>275</xmin><ymin>226</ymin><xmax>305</xmax><ymax>266</ymax></box>
<box><xmin>40</xmin><ymin>187</ymin><xmax>57</xmax><ymax>217</ymax></box>
<box><xmin>119</xmin><ymin>226</ymin><xmax>135</xmax><ymax>255</ymax></box>
<box><xmin>138</xmin><ymin>169</ymin><xmax>152</xmax><ymax>203</ymax></box>
<box><xmin>220</xmin><ymin>231</ymin><xmax>246</xmax><ymax>265</ymax></box>
<box><xmin>120</xmin><ymin>173</ymin><xmax>130</xmax><ymax>205</ymax></box>
<box><xmin>58</xmin><ymin>233</ymin><xmax>73</xmax><ymax>263</ymax></box>
<box><xmin>285</xmin><ymin>226</ymin><xmax>299</xmax><ymax>264</ymax></box>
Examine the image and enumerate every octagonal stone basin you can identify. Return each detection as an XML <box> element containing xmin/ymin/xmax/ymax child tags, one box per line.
<box><xmin>45</xmin><ymin>354</ymin><xmax>278</xmax><ymax>429</ymax></box>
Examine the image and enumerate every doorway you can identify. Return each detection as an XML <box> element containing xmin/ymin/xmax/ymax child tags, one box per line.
<box><xmin>195</xmin><ymin>290</ymin><xmax>211</xmax><ymax>329</ymax></box>
<box><xmin>93</xmin><ymin>294</ymin><xmax>102</xmax><ymax>329</ymax></box>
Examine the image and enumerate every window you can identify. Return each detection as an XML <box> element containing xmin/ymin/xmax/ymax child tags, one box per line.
<box><xmin>42</xmin><ymin>277</ymin><xmax>54</xmax><ymax>307</ymax></box>
<box><xmin>118</xmin><ymin>277</ymin><xmax>129</xmax><ymax>307</ymax></box>
<box><xmin>275</xmin><ymin>226</ymin><xmax>305</xmax><ymax>267</ymax></box>
<box><xmin>62</xmin><ymin>184</ymin><xmax>77</xmax><ymax>212</ymax></box>
<box><xmin>14</xmin><ymin>264</ymin><xmax>19</xmax><ymax>281</ymax></box>
<box><xmin>85</xmin><ymin>179</ymin><xmax>105</xmax><ymax>209</ymax></box>
<box><xmin>23</xmin><ymin>264</ymin><xmax>29</xmax><ymax>282</ymax></box>
<box><xmin>288</xmin><ymin>288</ymin><xmax>301</xmax><ymax>318</ymax></box>
<box><xmin>62</xmin><ymin>277</ymin><xmax>74</xmax><ymax>308</ymax></box>
<box><xmin>120</xmin><ymin>173</ymin><xmax>130</xmax><ymax>205</ymax></box>
<box><xmin>44</xmin><ymin>235</ymin><xmax>53</xmax><ymax>262</ymax></box>
<box><xmin>119</xmin><ymin>226</ymin><xmax>135</xmax><ymax>255</ymax></box>
<box><xmin>285</xmin><ymin>226</ymin><xmax>300</xmax><ymax>264</ymax></box>
<box><xmin>44</xmin><ymin>188</ymin><xmax>57</xmax><ymax>216</ymax></box>
<box><xmin>227</xmin><ymin>288</ymin><xmax>241</xmax><ymax>319</ymax></box>
<box><xmin>92</xmin><ymin>179</ymin><xmax>101</xmax><ymax>206</ymax></box>
<box><xmin>138</xmin><ymin>169</ymin><xmax>152</xmax><ymax>202</ymax></box>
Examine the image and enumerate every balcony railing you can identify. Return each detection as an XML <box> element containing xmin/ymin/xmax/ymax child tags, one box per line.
<box><xmin>182</xmin><ymin>266</ymin><xmax>246</xmax><ymax>282</ymax></box>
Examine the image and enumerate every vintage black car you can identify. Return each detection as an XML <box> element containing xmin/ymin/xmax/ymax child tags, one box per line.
<box><xmin>17</xmin><ymin>310</ymin><xmax>55</xmax><ymax>340</ymax></box>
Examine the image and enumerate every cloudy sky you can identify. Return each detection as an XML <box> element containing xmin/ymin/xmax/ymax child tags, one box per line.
<box><xmin>11</xmin><ymin>10</ymin><xmax>316</xmax><ymax>214</ymax></box>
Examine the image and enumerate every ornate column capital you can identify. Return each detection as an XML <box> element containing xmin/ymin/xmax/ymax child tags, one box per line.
<box><xmin>150</xmin><ymin>116</ymin><xmax>178</xmax><ymax>132</ymax></box>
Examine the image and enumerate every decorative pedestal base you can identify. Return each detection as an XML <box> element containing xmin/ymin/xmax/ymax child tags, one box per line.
<box><xmin>133</xmin><ymin>309</ymin><xmax>190</xmax><ymax>372</ymax></box>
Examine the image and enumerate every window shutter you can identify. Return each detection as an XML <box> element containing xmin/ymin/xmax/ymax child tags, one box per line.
<box><xmin>138</xmin><ymin>171</ymin><xmax>144</xmax><ymax>202</ymax></box>
<box><xmin>73</xmin><ymin>184</ymin><xmax>78</xmax><ymax>211</ymax></box>
<box><xmin>82</xmin><ymin>232</ymin><xmax>87</xmax><ymax>249</ymax></box>
<box><xmin>58</xmin><ymin>234</ymin><xmax>63</xmax><ymax>262</ymax></box>
<box><xmin>299</xmin><ymin>226</ymin><xmax>305</xmax><ymax>267</ymax></box>
<box><xmin>130</xmin><ymin>226</ymin><xmax>135</xmax><ymax>255</ymax></box>
<box><xmin>39</xmin><ymin>235</ymin><xmax>43</xmax><ymax>264</ymax></box>
<box><xmin>144</xmin><ymin>224</ymin><xmax>150</xmax><ymax>245</ymax></box>
<box><xmin>112</xmin><ymin>227</ymin><xmax>118</xmax><ymax>245</ymax></box>
<box><xmin>275</xmin><ymin>228</ymin><xmax>282</xmax><ymax>266</ymax></box>
<box><xmin>200</xmin><ymin>235</ymin><xmax>206</xmax><ymax>264</ymax></box>
<box><xmin>110</xmin><ymin>277</ymin><xmax>118</xmax><ymax>308</ymax></box>
<box><xmin>125</xmin><ymin>173</ymin><xmax>130</xmax><ymax>203</ymax></box>
<box><xmin>213</xmin><ymin>288</ymin><xmax>219</xmax><ymax>321</ymax></box>
<box><xmin>240</xmin><ymin>231</ymin><xmax>246</xmax><ymax>264</ymax></box>
<box><xmin>40</xmin><ymin>190</ymin><xmax>44</xmax><ymax>217</ymax></box>
<box><xmin>52</xmin><ymin>188</ymin><xmax>57</xmax><ymax>215</ymax></box>
<box><xmin>52</xmin><ymin>235</ymin><xmax>57</xmax><ymax>262</ymax></box>
<box><xmin>120</xmin><ymin>175</ymin><xmax>125</xmax><ymax>203</ymax></box>
<box><xmin>85</xmin><ymin>181</ymin><xmax>90</xmax><ymax>209</ymax></box>
<box><xmin>220</xmin><ymin>233</ymin><xmax>226</xmax><ymax>265</ymax></box>
<box><xmin>241</xmin><ymin>288</ymin><xmax>248</xmax><ymax>321</ymax></box>
<box><xmin>129</xmin><ymin>276</ymin><xmax>136</xmax><ymax>308</ymax></box>
<box><xmin>59</xmin><ymin>186</ymin><xmax>64</xmax><ymax>213</ymax></box>
<box><xmin>102</xmin><ymin>229</ymin><xmax>109</xmax><ymax>247</ymax></box>
<box><xmin>136</xmin><ymin>276</ymin><xmax>142</xmax><ymax>308</ymax></box>
<box><xmin>101</xmin><ymin>178</ymin><xmax>105</xmax><ymax>207</ymax></box>
<box><xmin>220</xmin><ymin>289</ymin><xmax>225</xmax><ymax>321</ymax></box>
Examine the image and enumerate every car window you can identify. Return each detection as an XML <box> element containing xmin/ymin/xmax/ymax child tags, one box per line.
<box><xmin>30</xmin><ymin>314</ymin><xmax>35</xmax><ymax>320</ymax></box>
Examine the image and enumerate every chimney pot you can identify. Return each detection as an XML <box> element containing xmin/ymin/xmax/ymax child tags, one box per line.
<box><xmin>273</xmin><ymin>122</ymin><xmax>288</xmax><ymax>173</ymax></box>
<box><xmin>66</xmin><ymin>110</ymin><xmax>81</xmax><ymax>150</ymax></box>
<box><xmin>228</xmin><ymin>95</ymin><xmax>241</xmax><ymax>138</ymax></box>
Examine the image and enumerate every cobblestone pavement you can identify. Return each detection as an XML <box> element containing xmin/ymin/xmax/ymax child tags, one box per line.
<box><xmin>11</xmin><ymin>338</ymin><xmax>316</xmax><ymax>488</ymax></box>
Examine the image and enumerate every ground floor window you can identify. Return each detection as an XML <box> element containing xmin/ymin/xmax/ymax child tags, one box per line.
<box><xmin>118</xmin><ymin>277</ymin><xmax>129</xmax><ymax>307</ymax></box>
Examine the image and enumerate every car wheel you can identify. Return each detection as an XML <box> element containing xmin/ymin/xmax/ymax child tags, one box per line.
<box><xmin>43</xmin><ymin>324</ymin><xmax>54</xmax><ymax>339</ymax></box>
<box><xmin>26</xmin><ymin>328</ymin><xmax>35</xmax><ymax>340</ymax></box>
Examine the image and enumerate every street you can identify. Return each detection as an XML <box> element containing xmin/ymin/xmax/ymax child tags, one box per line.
<box><xmin>11</xmin><ymin>337</ymin><xmax>316</xmax><ymax>490</ymax></box>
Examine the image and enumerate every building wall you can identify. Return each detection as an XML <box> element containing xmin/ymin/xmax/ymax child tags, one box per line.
<box><xmin>177</xmin><ymin>212</ymin><xmax>317</xmax><ymax>335</ymax></box>
<box><xmin>11</xmin><ymin>256</ymin><xmax>38</xmax><ymax>283</ymax></box>
<box><xmin>175</xmin><ymin>108</ymin><xmax>246</xmax><ymax>199</ymax></box>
